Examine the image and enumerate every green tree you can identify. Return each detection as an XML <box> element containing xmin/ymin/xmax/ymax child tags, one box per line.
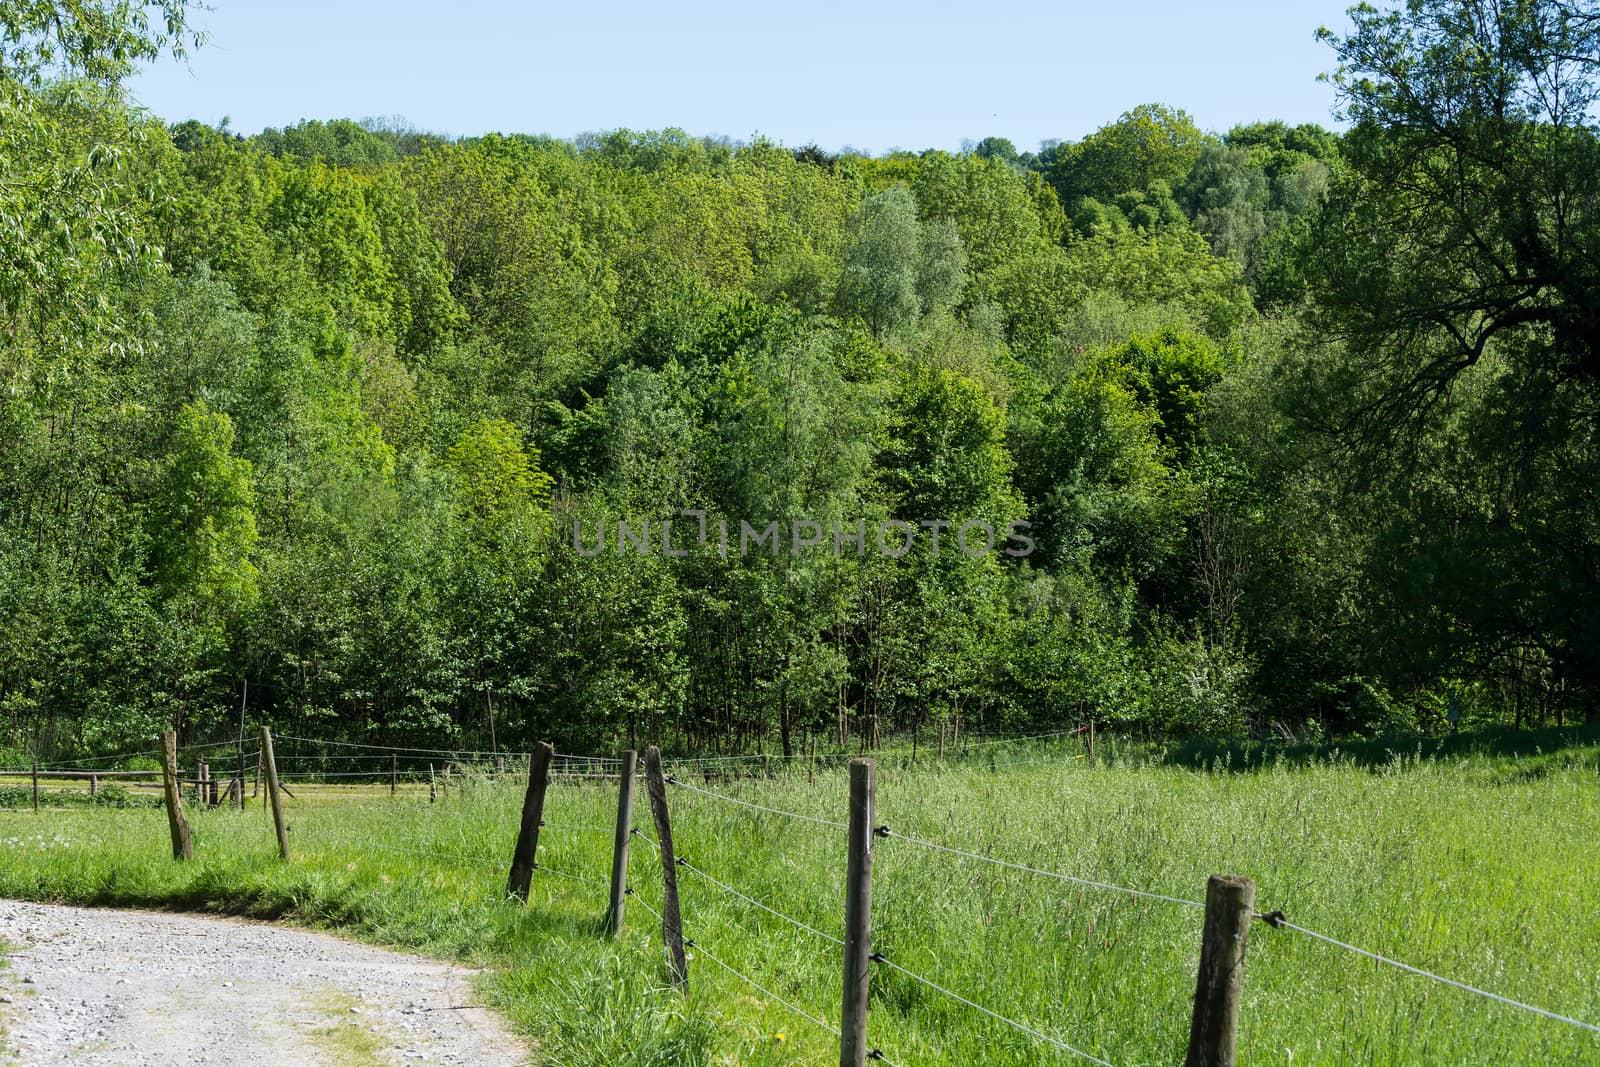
<box><xmin>837</xmin><ymin>188</ymin><xmax>970</xmax><ymax>339</ymax></box>
<box><xmin>1305</xmin><ymin>0</ymin><xmax>1600</xmax><ymax>714</ymax></box>
<box><xmin>447</xmin><ymin>418</ymin><xmax>554</xmax><ymax>521</ymax></box>
<box><xmin>1050</xmin><ymin>103</ymin><xmax>1206</xmax><ymax>205</ymax></box>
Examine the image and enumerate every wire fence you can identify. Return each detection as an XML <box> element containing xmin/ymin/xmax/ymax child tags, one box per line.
<box><xmin>1263</xmin><ymin>915</ymin><xmax>1600</xmax><ymax>1036</ymax></box>
<box><xmin>872</xmin><ymin>951</ymin><xmax>1113</xmax><ymax>1067</ymax></box>
<box><xmin>17</xmin><ymin>726</ymin><xmax>1600</xmax><ymax>1065</ymax></box>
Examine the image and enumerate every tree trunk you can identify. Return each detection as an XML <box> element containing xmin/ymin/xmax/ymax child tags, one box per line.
<box><xmin>779</xmin><ymin>680</ymin><xmax>793</xmax><ymax>760</ymax></box>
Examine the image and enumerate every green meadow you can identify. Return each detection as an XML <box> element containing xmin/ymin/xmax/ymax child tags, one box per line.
<box><xmin>3</xmin><ymin>734</ymin><xmax>1598</xmax><ymax>1066</ymax></box>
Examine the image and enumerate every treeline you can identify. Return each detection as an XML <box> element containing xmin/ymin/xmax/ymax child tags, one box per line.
<box><xmin>4</xmin><ymin>0</ymin><xmax>1597</xmax><ymax>758</ymax></box>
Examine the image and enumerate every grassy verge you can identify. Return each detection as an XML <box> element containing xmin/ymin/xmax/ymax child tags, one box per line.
<box><xmin>1</xmin><ymin>742</ymin><xmax>1597</xmax><ymax>1065</ymax></box>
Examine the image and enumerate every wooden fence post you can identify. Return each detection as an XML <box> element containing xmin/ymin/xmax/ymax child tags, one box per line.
<box><xmin>1185</xmin><ymin>874</ymin><xmax>1256</xmax><ymax>1067</ymax></box>
<box><xmin>160</xmin><ymin>730</ymin><xmax>192</xmax><ymax>860</ymax></box>
<box><xmin>428</xmin><ymin>762</ymin><xmax>437</xmax><ymax>804</ymax></box>
<box><xmin>391</xmin><ymin>752</ymin><xmax>398</xmax><ymax>797</ymax></box>
<box><xmin>507</xmin><ymin>742</ymin><xmax>554</xmax><ymax>903</ymax></box>
<box><xmin>260</xmin><ymin>727</ymin><xmax>289</xmax><ymax>860</ymax></box>
<box><xmin>236</xmin><ymin>739</ymin><xmax>246</xmax><ymax>811</ymax></box>
<box><xmin>1088</xmin><ymin>720</ymin><xmax>1096</xmax><ymax>762</ymax></box>
<box><xmin>31</xmin><ymin>757</ymin><xmax>38</xmax><ymax>812</ymax></box>
<box><xmin>89</xmin><ymin>773</ymin><xmax>98</xmax><ymax>798</ymax></box>
<box><xmin>644</xmin><ymin>746</ymin><xmax>688</xmax><ymax>987</ymax></box>
<box><xmin>607</xmin><ymin>750</ymin><xmax>638</xmax><ymax>936</ymax></box>
<box><xmin>839</xmin><ymin>757</ymin><xmax>876</xmax><ymax>1067</ymax></box>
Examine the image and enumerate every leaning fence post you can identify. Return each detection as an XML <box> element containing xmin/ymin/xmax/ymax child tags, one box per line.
<box><xmin>839</xmin><ymin>757</ymin><xmax>876</xmax><ymax>1067</ymax></box>
<box><xmin>260</xmin><ymin>727</ymin><xmax>289</xmax><ymax>860</ymax></box>
<box><xmin>607</xmin><ymin>749</ymin><xmax>639</xmax><ymax>936</ymax></box>
<box><xmin>160</xmin><ymin>730</ymin><xmax>193</xmax><ymax>860</ymax></box>
<box><xmin>507</xmin><ymin>742</ymin><xmax>554</xmax><ymax>903</ymax></box>
<box><xmin>644</xmin><ymin>746</ymin><xmax>688</xmax><ymax>987</ymax></box>
<box><xmin>1185</xmin><ymin>874</ymin><xmax>1256</xmax><ymax>1067</ymax></box>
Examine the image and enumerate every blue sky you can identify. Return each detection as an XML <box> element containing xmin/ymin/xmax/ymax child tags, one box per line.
<box><xmin>128</xmin><ymin>1</ymin><xmax>1359</xmax><ymax>153</ymax></box>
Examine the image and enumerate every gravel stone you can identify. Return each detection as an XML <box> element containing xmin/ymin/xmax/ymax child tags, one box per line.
<box><xmin>0</xmin><ymin>900</ymin><xmax>526</xmax><ymax>1066</ymax></box>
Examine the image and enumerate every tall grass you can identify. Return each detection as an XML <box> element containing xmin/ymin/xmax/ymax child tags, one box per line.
<box><xmin>2</xmin><ymin>742</ymin><xmax>1597</xmax><ymax>1065</ymax></box>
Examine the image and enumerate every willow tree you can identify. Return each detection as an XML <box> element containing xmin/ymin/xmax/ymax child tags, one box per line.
<box><xmin>1305</xmin><ymin>0</ymin><xmax>1600</xmax><ymax>716</ymax></box>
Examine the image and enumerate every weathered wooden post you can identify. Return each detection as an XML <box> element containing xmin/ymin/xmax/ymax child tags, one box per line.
<box><xmin>235</xmin><ymin>680</ymin><xmax>249</xmax><ymax>811</ymax></box>
<box><xmin>606</xmin><ymin>750</ymin><xmax>638</xmax><ymax>936</ymax></box>
<box><xmin>31</xmin><ymin>757</ymin><xmax>39</xmax><ymax>812</ymax></box>
<box><xmin>1087</xmin><ymin>719</ymin><xmax>1096</xmax><ymax>762</ymax></box>
<box><xmin>390</xmin><ymin>752</ymin><xmax>398</xmax><ymax>797</ymax></box>
<box><xmin>89</xmin><ymin>773</ymin><xmax>98</xmax><ymax>798</ymax></box>
<box><xmin>260</xmin><ymin>727</ymin><xmax>289</xmax><ymax>860</ymax></box>
<box><xmin>839</xmin><ymin>758</ymin><xmax>876</xmax><ymax>1067</ymax></box>
<box><xmin>428</xmin><ymin>762</ymin><xmax>437</xmax><ymax>804</ymax></box>
<box><xmin>495</xmin><ymin>754</ymin><xmax>505</xmax><ymax>778</ymax></box>
<box><xmin>506</xmin><ymin>742</ymin><xmax>554</xmax><ymax>903</ymax></box>
<box><xmin>1185</xmin><ymin>874</ymin><xmax>1256</xmax><ymax>1067</ymax></box>
<box><xmin>644</xmin><ymin>746</ymin><xmax>688</xmax><ymax>987</ymax></box>
<box><xmin>160</xmin><ymin>731</ymin><xmax>192</xmax><ymax>860</ymax></box>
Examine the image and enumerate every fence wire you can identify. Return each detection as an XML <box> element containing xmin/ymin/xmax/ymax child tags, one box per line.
<box><xmin>43</xmin><ymin>724</ymin><xmax>1599</xmax><ymax>1062</ymax></box>
<box><xmin>880</xmin><ymin>827</ymin><xmax>1205</xmax><ymax>910</ymax></box>
<box><xmin>873</xmin><ymin>953</ymin><xmax>1116</xmax><ymax>1067</ymax></box>
<box><xmin>666</xmin><ymin>776</ymin><xmax>848</xmax><ymax>830</ymax></box>
<box><xmin>1263</xmin><ymin>916</ymin><xmax>1600</xmax><ymax>1036</ymax></box>
<box><xmin>676</xmin><ymin>857</ymin><xmax>843</xmax><ymax>948</ymax></box>
<box><xmin>690</xmin><ymin>937</ymin><xmax>844</xmax><ymax>1044</ymax></box>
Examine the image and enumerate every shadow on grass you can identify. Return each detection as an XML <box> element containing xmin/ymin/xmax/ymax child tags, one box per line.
<box><xmin>1159</xmin><ymin>721</ymin><xmax>1600</xmax><ymax>774</ymax></box>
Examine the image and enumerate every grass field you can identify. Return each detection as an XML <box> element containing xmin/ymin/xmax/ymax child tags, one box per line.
<box><xmin>1</xmin><ymin>733</ymin><xmax>1598</xmax><ymax>1066</ymax></box>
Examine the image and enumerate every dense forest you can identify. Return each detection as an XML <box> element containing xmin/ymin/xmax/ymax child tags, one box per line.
<box><xmin>4</xmin><ymin>1</ymin><xmax>1599</xmax><ymax>758</ymax></box>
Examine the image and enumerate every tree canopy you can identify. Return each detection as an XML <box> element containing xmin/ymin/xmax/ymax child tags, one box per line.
<box><xmin>5</xmin><ymin>0</ymin><xmax>1599</xmax><ymax>760</ymax></box>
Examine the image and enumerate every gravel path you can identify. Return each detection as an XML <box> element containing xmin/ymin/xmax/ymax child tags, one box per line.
<box><xmin>0</xmin><ymin>900</ymin><xmax>527</xmax><ymax>1066</ymax></box>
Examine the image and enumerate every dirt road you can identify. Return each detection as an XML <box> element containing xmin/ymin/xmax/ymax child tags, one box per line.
<box><xmin>0</xmin><ymin>900</ymin><xmax>526</xmax><ymax>1066</ymax></box>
